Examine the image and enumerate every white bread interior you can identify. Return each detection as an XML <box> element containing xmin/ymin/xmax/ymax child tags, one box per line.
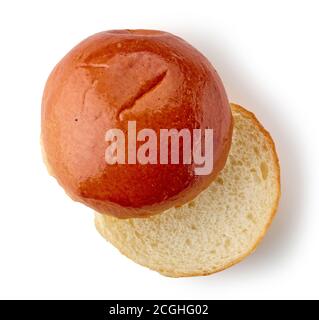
<box><xmin>95</xmin><ymin>103</ymin><xmax>281</xmax><ymax>277</ymax></box>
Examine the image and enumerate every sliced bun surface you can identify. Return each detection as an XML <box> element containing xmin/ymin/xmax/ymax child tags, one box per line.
<box><xmin>41</xmin><ymin>29</ymin><xmax>233</xmax><ymax>218</ymax></box>
<box><xmin>95</xmin><ymin>104</ymin><xmax>281</xmax><ymax>277</ymax></box>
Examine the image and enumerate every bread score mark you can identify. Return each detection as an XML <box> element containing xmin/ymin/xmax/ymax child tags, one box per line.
<box><xmin>117</xmin><ymin>69</ymin><xmax>168</xmax><ymax>120</ymax></box>
<box><xmin>78</xmin><ymin>63</ymin><xmax>110</xmax><ymax>69</ymax></box>
<box><xmin>81</xmin><ymin>79</ymin><xmax>98</xmax><ymax>113</ymax></box>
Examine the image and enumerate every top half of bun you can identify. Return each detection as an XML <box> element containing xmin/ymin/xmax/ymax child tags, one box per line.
<box><xmin>41</xmin><ymin>29</ymin><xmax>233</xmax><ymax>218</ymax></box>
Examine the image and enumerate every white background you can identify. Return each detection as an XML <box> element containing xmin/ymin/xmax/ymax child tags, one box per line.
<box><xmin>0</xmin><ymin>0</ymin><xmax>318</xmax><ymax>300</ymax></box>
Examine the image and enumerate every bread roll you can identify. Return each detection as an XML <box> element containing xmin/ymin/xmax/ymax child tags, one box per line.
<box><xmin>41</xmin><ymin>30</ymin><xmax>233</xmax><ymax>218</ymax></box>
<box><xmin>95</xmin><ymin>104</ymin><xmax>281</xmax><ymax>277</ymax></box>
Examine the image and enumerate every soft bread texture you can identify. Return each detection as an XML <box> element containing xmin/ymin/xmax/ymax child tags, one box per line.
<box><xmin>41</xmin><ymin>29</ymin><xmax>233</xmax><ymax>218</ymax></box>
<box><xmin>95</xmin><ymin>104</ymin><xmax>280</xmax><ymax>277</ymax></box>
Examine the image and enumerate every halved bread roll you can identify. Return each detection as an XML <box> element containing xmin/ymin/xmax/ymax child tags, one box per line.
<box><xmin>95</xmin><ymin>103</ymin><xmax>281</xmax><ymax>277</ymax></box>
<box><xmin>41</xmin><ymin>29</ymin><xmax>233</xmax><ymax>218</ymax></box>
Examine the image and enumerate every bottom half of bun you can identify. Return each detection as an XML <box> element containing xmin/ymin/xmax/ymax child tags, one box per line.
<box><xmin>95</xmin><ymin>103</ymin><xmax>281</xmax><ymax>277</ymax></box>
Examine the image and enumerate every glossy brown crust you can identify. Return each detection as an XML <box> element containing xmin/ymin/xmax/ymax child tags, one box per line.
<box><xmin>41</xmin><ymin>30</ymin><xmax>233</xmax><ymax>218</ymax></box>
